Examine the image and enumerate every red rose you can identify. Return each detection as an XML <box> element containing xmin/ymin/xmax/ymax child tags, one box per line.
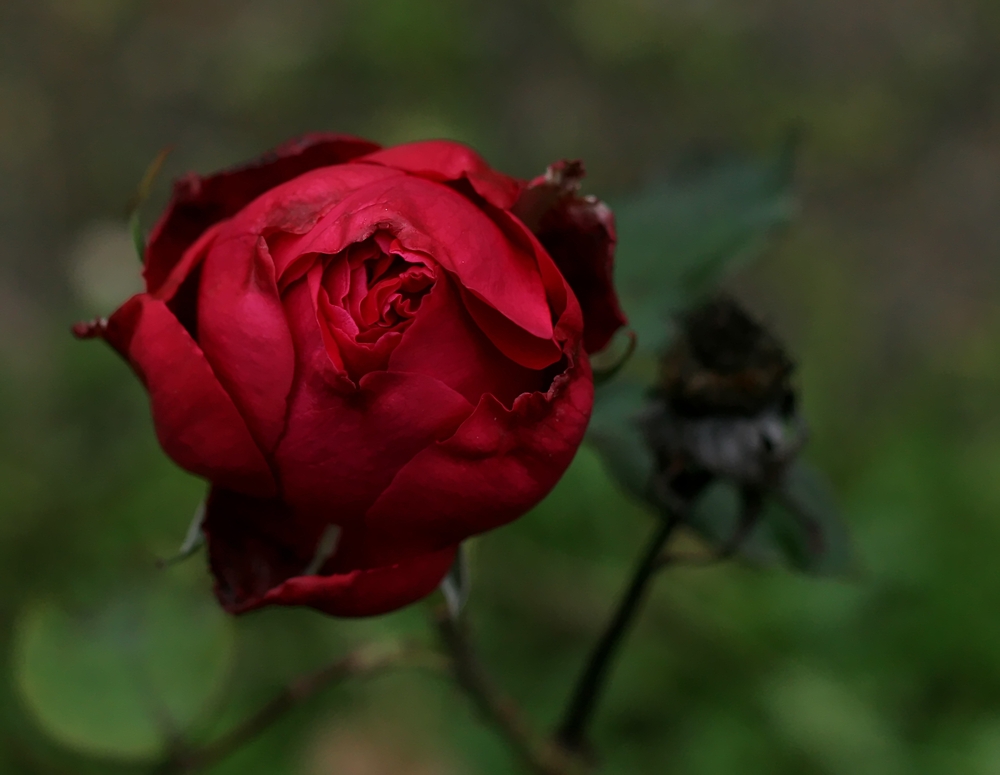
<box><xmin>75</xmin><ymin>135</ymin><xmax>626</xmax><ymax>617</ymax></box>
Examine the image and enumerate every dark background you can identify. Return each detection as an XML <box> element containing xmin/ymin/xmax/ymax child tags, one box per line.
<box><xmin>4</xmin><ymin>1</ymin><xmax>1000</xmax><ymax>773</ymax></box>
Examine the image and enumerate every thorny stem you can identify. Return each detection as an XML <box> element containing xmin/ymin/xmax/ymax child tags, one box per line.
<box><xmin>433</xmin><ymin>609</ymin><xmax>582</xmax><ymax>775</ymax></box>
<box><xmin>555</xmin><ymin>516</ymin><xmax>679</xmax><ymax>753</ymax></box>
<box><xmin>157</xmin><ymin>642</ymin><xmax>438</xmax><ymax>774</ymax></box>
<box><xmin>653</xmin><ymin>484</ymin><xmax>764</xmax><ymax>570</ymax></box>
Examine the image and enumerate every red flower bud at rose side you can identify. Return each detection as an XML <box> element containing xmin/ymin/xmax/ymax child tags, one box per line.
<box><xmin>75</xmin><ymin>134</ymin><xmax>627</xmax><ymax>617</ymax></box>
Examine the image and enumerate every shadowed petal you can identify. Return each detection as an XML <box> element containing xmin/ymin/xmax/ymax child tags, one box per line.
<box><xmin>196</xmin><ymin>235</ymin><xmax>295</xmax><ymax>451</ymax></box>
<box><xmin>203</xmin><ymin>486</ymin><xmax>456</xmax><ymax>617</ymax></box>
<box><xmin>280</xmin><ymin>175</ymin><xmax>554</xmax><ymax>341</ymax></box>
<box><xmin>358</xmin><ymin>139</ymin><xmax>523</xmax><ymax>209</ymax></box>
<box><xmin>258</xmin><ymin>546</ymin><xmax>457</xmax><ymax>617</ymax></box>
<box><xmin>514</xmin><ymin>160</ymin><xmax>627</xmax><ymax>353</ymax></box>
<box><xmin>364</xmin><ymin>351</ymin><xmax>593</xmax><ymax>564</ymax></box>
<box><xmin>145</xmin><ymin>133</ymin><xmax>380</xmax><ymax>294</ymax></box>
<box><xmin>273</xmin><ymin>339</ymin><xmax>475</xmax><ymax>524</ymax></box>
<box><xmin>103</xmin><ymin>295</ymin><xmax>275</xmax><ymax>496</ymax></box>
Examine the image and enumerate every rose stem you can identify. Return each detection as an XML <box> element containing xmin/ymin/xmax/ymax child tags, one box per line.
<box><xmin>555</xmin><ymin>515</ymin><xmax>678</xmax><ymax>754</ymax></box>
<box><xmin>433</xmin><ymin>608</ymin><xmax>579</xmax><ymax>775</ymax></box>
<box><xmin>158</xmin><ymin>643</ymin><xmax>436</xmax><ymax>774</ymax></box>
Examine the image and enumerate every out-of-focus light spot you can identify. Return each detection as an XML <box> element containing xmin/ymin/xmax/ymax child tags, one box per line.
<box><xmin>211</xmin><ymin>0</ymin><xmax>331</xmax><ymax>109</ymax></box>
<box><xmin>305</xmin><ymin>723</ymin><xmax>457</xmax><ymax>775</ymax></box>
<box><xmin>763</xmin><ymin>663</ymin><xmax>907</xmax><ymax>775</ymax></box>
<box><xmin>67</xmin><ymin>221</ymin><xmax>143</xmax><ymax>313</ymax></box>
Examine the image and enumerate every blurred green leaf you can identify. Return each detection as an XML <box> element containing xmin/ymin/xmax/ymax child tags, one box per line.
<box><xmin>770</xmin><ymin>461</ymin><xmax>854</xmax><ymax>575</ymax></box>
<box><xmin>585</xmin><ymin>377</ymin><xmax>655</xmax><ymax>504</ymax></box>
<box><xmin>612</xmin><ymin>147</ymin><xmax>797</xmax><ymax>354</ymax></box>
<box><xmin>687</xmin><ymin>479</ymin><xmax>783</xmax><ymax>566</ymax></box>
<box><xmin>687</xmin><ymin>462</ymin><xmax>854</xmax><ymax>574</ymax></box>
<box><xmin>129</xmin><ymin>209</ymin><xmax>144</xmax><ymax>262</ymax></box>
<box><xmin>125</xmin><ymin>145</ymin><xmax>172</xmax><ymax>263</ymax></box>
<box><xmin>12</xmin><ymin>577</ymin><xmax>235</xmax><ymax>762</ymax></box>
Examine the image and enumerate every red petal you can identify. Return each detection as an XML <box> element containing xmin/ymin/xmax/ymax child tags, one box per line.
<box><xmin>280</xmin><ymin>266</ymin><xmax>346</xmax><ymax>383</ymax></box>
<box><xmin>195</xmin><ymin>235</ymin><xmax>295</xmax><ymax>452</ymax></box>
<box><xmin>103</xmin><ymin>295</ymin><xmax>275</xmax><ymax>496</ymax></box>
<box><xmin>389</xmin><ymin>273</ymin><xmax>551</xmax><ymax>407</ymax></box>
<box><xmin>363</xmin><ymin>351</ymin><xmax>593</xmax><ymax>564</ymax></box>
<box><xmin>221</xmin><ymin>164</ymin><xmax>406</xmax><ymax>286</ymax></box>
<box><xmin>514</xmin><ymin>161</ymin><xmax>627</xmax><ymax>354</ymax></box>
<box><xmin>461</xmin><ymin>288</ymin><xmax>562</xmax><ymax>370</ymax></box>
<box><xmin>144</xmin><ymin>133</ymin><xmax>380</xmax><ymax>294</ymax></box>
<box><xmin>202</xmin><ymin>488</ymin><xmax>305</xmax><ymax>611</ymax></box>
<box><xmin>358</xmin><ymin>139</ymin><xmax>523</xmax><ymax>209</ymax></box>
<box><xmin>274</xmin><ymin>284</ymin><xmax>475</xmax><ymax>523</ymax></box>
<box><xmin>258</xmin><ymin>546</ymin><xmax>457</xmax><ymax>617</ymax></box>
<box><xmin>278</xmin><ymin>174</ymin><xmax>555</xmax><ymax>342</ymax></box>
<box><xmin>202</xmin><ymin>487</ymin><xmax>455</xmax><ymax>617</ymax></box>
<box><xmin>452</xmin><ymin>203</ymin><xmax>586</xmax><ymax>371</ymax></box>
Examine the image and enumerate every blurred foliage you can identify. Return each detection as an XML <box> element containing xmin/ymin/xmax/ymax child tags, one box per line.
<box><xmin>4</xmin><ymin>0</ymin><xmax>1000</xmax><ymax>774</ymax></box>
<box><xmin>14</xmin><ymin>574</ymin><xmax>234</xmax><ymax>762</ymax></box>
<box><xmin>588</xmin><ymin>151</ymin><xmax>855</xmax><ymax>576</ymax></box>
<box><xmin>611</xmin><ymin>146</ymin><xmax>796</xmax><ymax>356</ymax></box>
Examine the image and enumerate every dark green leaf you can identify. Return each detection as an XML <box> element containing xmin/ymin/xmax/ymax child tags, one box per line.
<box><xmin>768</xmin><ymin>461</ymin><xmax>854</xmax><ymax>576</ymax></box>
<box><xmin>129</xmin><ymin>210</ymin><xmax>144</xmax><ymax>262</ymax></box>
<box><xmin>125</xmin><ymin>146</ymin><xmax>172</xmax><ymax>264</ymax></box>
<box><xmin>687</xmin><ymin>479</ymin><xmax>786</xmax><ymax>566</ymax></box>
<box><xmin>612</xmin><ymin>147</ymin><xmax>797</xmax><ymax>354</ymax></box>
<box><xmin>686</xmin><ymin>463</ymin><xmax>854</xmax><ymax>574</ymax></box>
<box><xmin>585</xmin><ymin>377</ymin><xmax>656</xmax><ymax>503</ymax></box>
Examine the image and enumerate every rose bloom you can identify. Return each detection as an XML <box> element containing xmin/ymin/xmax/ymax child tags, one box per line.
<box><xmin>76</xmin><ymin>135</ymin><xmax>625</xmax><ymax>617</ymax></box>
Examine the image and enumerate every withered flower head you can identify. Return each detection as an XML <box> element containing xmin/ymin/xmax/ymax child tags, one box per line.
<box><xmin>644</xmin><ymin>295</ymin><xmax>804</xmax><ymax>505</ymax></box>
<box><xmin>659</xmin><ymin>295</ymin><xmax>795</xmax><ymax>418</ymax></box>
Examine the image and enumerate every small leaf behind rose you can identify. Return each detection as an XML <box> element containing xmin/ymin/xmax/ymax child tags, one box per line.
<box><xmin>585</xmin><ymin>377</ymin><xmax>656</xmax><ymax>504</ymax></box>
<box><xmin>591</xmin><ymin>329</ymin><xmax>638</xmax><ymax>386</ymax></box>
<box><xmin>612</xmin><ymin>143</ymin><xmax>797</xmax><ymax>355</ymax></box>
<box><xmin>768</xmin><ymin>461</ymin><xmax>855</xmax><ymax>576</ymax></box>
<box><xmin>125</xmin><ymin>146</ymin><xmax>172</xmax><ymax>262</ymax></box>
<box><xmin>686</xmin><ymin>480</ymin><xmax>786</xmax><ymax>566</ymax></box>
<box><xmin>686</xmin><ymin>463</ymin><xmax>854</xmax><ymax>575</ymax></box>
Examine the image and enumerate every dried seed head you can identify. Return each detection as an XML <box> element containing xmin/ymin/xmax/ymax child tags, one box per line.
<box><xmin>659</xmin><ymin>295</ymin><xmax>795</xmax><ymax>418</ymax></box>
<box><xmin>645</xmin><ymin>296</ymin><xmax>804</xmax><ymax>505</ymax></box>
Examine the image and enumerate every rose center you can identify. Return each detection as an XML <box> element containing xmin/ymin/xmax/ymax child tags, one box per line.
<box><xmin>321</xmin><ymin>237</ymin><xmax>434</xmax><ymax>344</ymax></box>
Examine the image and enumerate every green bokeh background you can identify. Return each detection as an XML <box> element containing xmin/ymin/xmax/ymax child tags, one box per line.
<box><xmin>4</xmin><ymin>1</ymin><xmax>1000</xmax><ymax>773</ymax></box>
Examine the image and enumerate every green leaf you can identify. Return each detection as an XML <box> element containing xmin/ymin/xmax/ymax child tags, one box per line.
<box><xmin>129</xmin><ymin>209</ymin><xmax>145</xmax><ymax>262</ymax></box>
<box><xmin>125</xmin><ymin>146</ymin><xmax>172</xmax><ymax>264</ymax></box>
<box><xmin>585</xmin><ymin>377</ymin><xmax>656</xmax><ymax>504</ymax></box>
<box><xmin>686</xmin><ymin>463</ymin><xmax>854</xmax><ymax>574</ymax></box>
<box><xmin>12</xmin><ymin>576</ymin><xmax>235</xmax><ymax>762</ymax></box>
<box><xmin>612</xmin><ymin>146</ymin><xmax>797</xmax><ymax>354</ymax></box>
<box><xmin>686</xmin><ymin>480</ymin><xmax>786</xmax><ymax>566</ymax></box>
<box><xmin>769</xmin><ymin>461</ymin><xmax>854</xmax><ymax>575</ymax></box>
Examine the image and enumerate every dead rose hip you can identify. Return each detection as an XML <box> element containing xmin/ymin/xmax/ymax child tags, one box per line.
<box><xmin>75</xmin><ymin>134</ymin><xmax>627</xmax><ymax>617</ymax></box>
